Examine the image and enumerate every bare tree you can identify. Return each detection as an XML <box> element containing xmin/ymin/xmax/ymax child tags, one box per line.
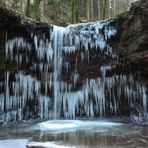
<box><xmin>34</xmin><ymin>0</ymin><xmax>43</xmax><ymax>21</ymax></box>
<box><xmin>26</xmin><ymin>0</ymin><xmax>30</xmax><ymax>17</ymax></box>
<box><xmin>87</xmin><ymin>0</ymin><xmax>94</xmax><ymax>21</ymax></box>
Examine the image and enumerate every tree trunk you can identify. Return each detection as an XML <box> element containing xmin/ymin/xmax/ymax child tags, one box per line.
<box><xmin>26</xmin><ymin>0</ymin><xmax>30</xmax><ymax>17</ymax></box>
<box><xmin>71</xmin><ymin>0</ymin><xmax>75</xmax><ymax>23</ymax></box>
<box><xmin>99</xmin><ymin>0</ymin><xmax>104</xmax><ymax>20</ymax></box>
<box><xmin>90</xmin><ymin>0</ymin><xmax>94</xmax><ymax>21</ymax></box>
<box><xmin>98</xmin><ymin>0</ymin><xmax>100</xmax><ymax>20</ymax></box>
<box><xmin>86</xmin><ymin>0</ymin><xmax>94</xmax><ymax>21</ymax></box>
<box><xmin>93</xmin><ymin>0</ymin><xmax>99</xmax><ymax>20</ymax></box>
<box><xmin>75</xmin><ymin>0</ymin><xmax>79</xmax><ymax>23</ymax></box>
<box><xmin>99</xmin><ymin>0</ymin><xmax>108</xmax><ymax>20</ymax></box>
<box><xmin>34</xmin><ymin>0</ymin><xmax>42</xmax><ymax>21</ymax></box>
<box><xmin>103</xmin><ymin>0</ymin><xmax>107</xmax><ymax>19</ymax></box>
<box><xmin>104</xmin><ymin>0</ymin><xmax>109</xmax><ymax>19</ymax></box>
<box><xmin>87</xmin><ymin>0</ymin><xmax>91</xmax><ymax>21</ymax></box>
<box><xmin>20</xmin><ymin>0</ymin><xmax>23</xmax><ymax>13</ymax></box>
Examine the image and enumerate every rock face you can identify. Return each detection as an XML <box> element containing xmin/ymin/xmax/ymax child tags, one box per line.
<box><xmin>0</xmin><ymin>6</ymin><xmax>51</xmax><ymax>84</ymax></box>
<box><xmin>0</xmin><ymin>0</ymin><xmax>147</xmax><ymax>123</ymax></box>
<box><xmin>113</xmin><ymin>0</ymin><xmax>148</xmax><ymax>54</ymax></box>
<box><xmin>111</xmin><ymin>0</ymin><xmax>148</xmax><ymax>90</ymax></box>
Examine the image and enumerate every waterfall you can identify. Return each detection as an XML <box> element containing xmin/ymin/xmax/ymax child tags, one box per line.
<box><xmin>0</xmin><ymin>19</ymin><xmax>147</xmax><ymax>122</ymax></box>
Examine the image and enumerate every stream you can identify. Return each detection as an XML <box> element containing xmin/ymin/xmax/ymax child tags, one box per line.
<box><xmin>0</xmin><ymin>118</ymin><xmax>148</xmax><ymax>147</ymax></box>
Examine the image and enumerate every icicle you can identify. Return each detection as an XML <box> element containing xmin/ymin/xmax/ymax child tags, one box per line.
<box><xmin>2</xmin><ymin>19</ymin><xmax>147</xmax><ymax>122</ymax></box>
<box><xmin>142</xmin><ymin>86</ymin><xmax>147</xmax><ymax>116</ymax></box>
<box><xmin>5</xmin><ymin>37</ymin><xmax>31</xmax><ymax>59</ymax></box>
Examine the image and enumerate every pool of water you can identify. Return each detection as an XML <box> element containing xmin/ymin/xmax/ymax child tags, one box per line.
<box><xmin>0</xmin><ymin>119</ymin><xmax>148</xmax><ymax>147</ymax></box>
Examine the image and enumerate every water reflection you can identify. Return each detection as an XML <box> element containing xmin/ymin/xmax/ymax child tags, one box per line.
<box><xmin>0</xmin><ymin>120</ymin><xmax>148</xmax><ymax>147</ymax></box>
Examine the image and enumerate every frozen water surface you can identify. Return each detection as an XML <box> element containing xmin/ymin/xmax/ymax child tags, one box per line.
<box><xmin>0</xmin><ymin>139</ymin><xmax>73</xmax><ymax>148</ymax></box>
<box><xmin>0</xmin><ymin>119</ymin><xmax>148</xmax><ymax>147</ymax></box>
<box><xmin>39</xmin><ymin>120</ymin><xmax>122</xmax><ymax>133</ymax></box>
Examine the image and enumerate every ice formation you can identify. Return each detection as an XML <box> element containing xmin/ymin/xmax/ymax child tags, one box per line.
<box><xmin>0</xmin><ymin>20</ymin><xmax>147</xmax><ymax>122</ymax></box>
